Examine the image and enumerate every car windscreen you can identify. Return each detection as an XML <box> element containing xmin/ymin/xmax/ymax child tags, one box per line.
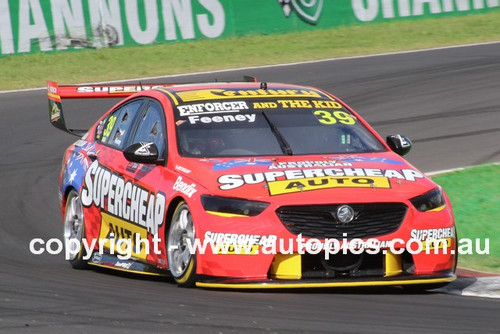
<box><xmin>174</xmin><ymin>97</ymin><xmax>385</xmax><ymax>157</ymax></box>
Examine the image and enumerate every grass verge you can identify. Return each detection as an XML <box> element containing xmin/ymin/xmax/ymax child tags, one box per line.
<box><xmin>0</xmin><ymin>11</ymin><xmax>499</xmax><ymax>91</ymax></box>
<box><xmin>432</xmin><ymin>164</ymin><xmax>500</xmax><ymax>273</ymax></box>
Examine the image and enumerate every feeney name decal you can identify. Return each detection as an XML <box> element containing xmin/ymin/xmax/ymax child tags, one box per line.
<box><xmin>268</xmin><ymin>176</ymin><xmax>390</xmax><ymax>195</ymax></box>
<box><xmin>188</xmin><ymin>114</ymin><xmax>256</xmax><ymax>125</ymax></box>
<box><xmin>81</xmin><ymin>160</ymin><xmax>165</xmax><ymax>235</ymax></box>
<box><xmin>218</xmin><ymin>168</ymin><xmax>424</xmax><ymax>190</ymax></box>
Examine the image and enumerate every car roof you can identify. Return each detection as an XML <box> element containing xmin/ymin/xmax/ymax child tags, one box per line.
<box><xmin>153</xmin><ymin>81</ymin><xmax>332</xmax><ymax>104</ymax></box>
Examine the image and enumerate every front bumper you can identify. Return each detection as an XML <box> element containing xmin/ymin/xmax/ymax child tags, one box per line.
<box><xmin>196</xmin><ymin>274</ymin><xmax>456</xmax><ymax>289</ymax></box>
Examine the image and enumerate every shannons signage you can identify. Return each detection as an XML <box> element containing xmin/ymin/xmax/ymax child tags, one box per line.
<box><xmin>0</xmin><ymin>0</ymin><xmax>226</xmax><ymax>55</ymax></box>
<box><xmin>350</xmin><ymin>0</ymin><xmax>499</xmax><ymax>21</ymax></box>
<box><xmin>0</xmin><ymin>0</ymin><xmax>498</xmax><ymax>56</ymax></box>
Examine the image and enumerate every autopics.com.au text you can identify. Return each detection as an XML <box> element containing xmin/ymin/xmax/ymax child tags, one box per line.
<box><xmin>29</xmin><ymin>233</ymin><xmax>490</xmax><ymax>261</ymax></box>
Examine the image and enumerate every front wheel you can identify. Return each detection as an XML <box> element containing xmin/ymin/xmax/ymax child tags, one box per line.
<box><xmin>63</xmin><ymin>190</ymin><xmax>88</xmax><ymax>269</ymax></box>
<box><xmin>167</xmin><ymin>202</ymin><xmax>196</xmax><ymax>287</ymax></box>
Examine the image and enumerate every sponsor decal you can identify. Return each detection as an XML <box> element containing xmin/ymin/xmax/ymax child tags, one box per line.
<box><xmin>175</xmin><ymin>88</ymin><xmax>323</xmax><ymax>103</ymax></box>
<box><xmin>99</xmin><ymin>212</ymin><xmax>149</xmax><ymax>261</ymax></box>
<box><xmin>410</xmin><ymin>228</ymin><xmax>456</xmax><ymax>253</ymax></box>
<box><xmin>410</xmin><ymin>228</ymin><xmax>455</xmax><ymax>241</ymax></box>
<box><xmin>335</xmin><ymin>155</ymin><xmax>405</xmax><ymax>165</ymax></box>
<box><xmin>268</xmin><ymin>176</ymin><xmax>391</xmax><ymax>195</ymax></box>
<box><xmin>204</xmin><ymin>231</ymin><xmax>277</xmax><ymax>254</ymax></box>
<box><xmin>134</xmin><ymin>142</ymin><xmax>155</xmax><ymax>156</ymax></box>
<box><xmin>76</xmin><ymin>85</ymin><xmax>165</xmax><ymax>94</ymax></box>
<box><xmin>92</xmin><ymin>252</ymin><xmax>103</xmax><ymax>264</ymax></box>
<box><xmin>279</xmin><ymin>0</ymin><xmax>324</xmax><ymax>24</ymax></box>
<box><xmin>205</xmin><ymin>231</ymin><xmax>277</xmax><ymax>245</ymax></box>
<box><xmin>178</xmin><ymin>101</ymin><xmax>249</xmax><ymax>116</ymax></box>
<box><xmin>172</xmin><ymin>176</ymin><xmax>197</xmax><ymax>198</ymax></box>
<box><xmin>81</xmin><ymin>160</ymin><xmax>166</xmax><ymax>235</ymax></box>
<box><xmin>125</xmin><ymin>162</ymin><xmax>154</xmax><ymax>174</ymax></box>
<box><xmin>253</xmin><ymin>99</ymin><xmax>341</xmax><ymax>109</ymax></box>
<box><xmin>115</xmin><ymin>262</ymin><xmax>133</xmax><ymax>269</ymax></box>
<box><xmin>187</xmin><ymin>113</ymin><xmax>256</xmax><ymax>125</ymax></box>
<box><xmin>50</xmin><ymin>101</ymin><xmax>61</xmax><ymax>122</ymax></box>
<box><xmin>218</xmin><ymin>168</ymin><xmax>423</xmax><ymax>190</ymax></box>
<box><xmin>421</xmin><ymin>238</ymin><xmax>453</xmax><ymax>250</ymax></box>
<box><xmin>213</xmin><ymin>158</ymin><xmax>272</xmax><ymax>171</ymax></box>
<box><xmin>175</xmin><ymin>165</ymin><xmax>191</xmax><ymax>174</ymax></box>
<box><xmin>269</xmin><ymin>159</ymin><xmax>352</xmax><ymax>169</ymax></box>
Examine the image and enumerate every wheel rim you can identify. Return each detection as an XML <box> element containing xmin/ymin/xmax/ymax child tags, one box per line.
<box><xmin>167</xmin><ymin>204</ymin><xmax>195</xmax><ymax>278</ymax></box>
<box><xmin>63</xmin><ymin>192</ymin><xmax>84</xmax><ymax>261</ymax></box>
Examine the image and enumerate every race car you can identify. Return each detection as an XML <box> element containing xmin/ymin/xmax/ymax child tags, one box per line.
<box><xmin>48</xmin><ymin>78</ymin><xmax>457</xmax><ymax>289</ymax></box>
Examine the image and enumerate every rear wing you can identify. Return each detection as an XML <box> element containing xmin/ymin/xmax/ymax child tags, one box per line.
<box><xmin>47</xmin><ymin>77</ymin><xmax>258</xmax><ymax>137</ymax></box>
<box><xmin>47</xmin><ymin>81</ymin><xmax>175</xmax><ymax>136</ymax></box>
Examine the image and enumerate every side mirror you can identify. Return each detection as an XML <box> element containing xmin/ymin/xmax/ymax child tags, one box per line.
<box><xmin>123</xmin><ymin>142</ymin><xmax>159</xmax><ymax>164</ymax></box>
<box><xmin>386</xmin><ymin>135</ymin><xmax>412</xmax><ymax>156</ymax></box>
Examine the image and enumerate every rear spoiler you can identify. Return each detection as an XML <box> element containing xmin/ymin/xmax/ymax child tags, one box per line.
<box><xmin>47</xmin><ymin>77</ymin><xmax>258</xmax><ymax>137</ymax></box>
<box><xmin>47</xmin><ymin>81</ymin><xmax>176</xmax><ymax>137</ymax></box>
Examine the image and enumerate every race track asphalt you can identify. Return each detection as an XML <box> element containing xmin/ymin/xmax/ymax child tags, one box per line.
<box><xmin>0</xmin><ymin>42</ymin><xmax>499</xmax><ymax>333</ymax></box>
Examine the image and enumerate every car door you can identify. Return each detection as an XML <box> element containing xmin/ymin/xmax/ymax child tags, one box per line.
<box><xmin>98</xmin><ymin>98</ymin><xmax>169</xmax><ymax>266</ymax></box>
<box><xmin>121</xmin><ymin>99</ymin><xmax>170</xmax><ymax>266</ymax></box>
<box><xmin>86</xmin><ymin>98</ymin><xmax>149</xmax><ymax>262</ymax></box>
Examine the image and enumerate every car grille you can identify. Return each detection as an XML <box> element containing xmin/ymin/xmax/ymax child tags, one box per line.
<box><xmin>276</xmin><ymin>203</ymin><xmax>408</xmax><ymax>239</ymax></box>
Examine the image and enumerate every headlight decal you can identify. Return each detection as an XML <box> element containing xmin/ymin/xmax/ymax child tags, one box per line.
<box><xmin>201</xmin><ymin>195</ymin><xmax>270</xmax><ymax>217</ymax></box>
<box><xmin>410</xmin><ymin>188</ymin><xmax>446</xmax><ymax>212</ymax></box>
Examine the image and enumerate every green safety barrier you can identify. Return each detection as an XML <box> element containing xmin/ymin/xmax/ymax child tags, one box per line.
<box><xmin>0</xmin><ymin>0</ymin><xmax>498</xmax><ymax>56</ymax></box>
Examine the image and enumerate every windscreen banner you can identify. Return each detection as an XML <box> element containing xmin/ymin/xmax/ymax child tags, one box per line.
<box><xmin>1</xmin><ymin>0</ymin><xmax>498</xmax><ymax>56</ymax></box>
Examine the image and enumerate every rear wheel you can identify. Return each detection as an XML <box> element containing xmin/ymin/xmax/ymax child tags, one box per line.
<box><xmin>63</xmin><ymin>190</ymin><xmax>88</xmax><ymax>269</ymax></box>
<box><xmin>167</xmin><ymin>202</ymin><xmax>196</xmax><ymax>287</ymax></box>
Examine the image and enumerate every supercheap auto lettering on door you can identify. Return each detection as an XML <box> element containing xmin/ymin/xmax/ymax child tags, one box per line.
<box><xmin>80</xmin><ymin>160</ymin><xmax>165</xmax><ymax>235</ymax></box>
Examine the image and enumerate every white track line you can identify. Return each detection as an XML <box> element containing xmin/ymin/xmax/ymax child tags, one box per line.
<box><xmin>426</xmin><ymin>161</ymin><xmax>500</xmax><ymax>176</ymax></box>
<box><xmin>1</xmin><ymin>41</ymin><xmax>499</xmax><ymax>95</ymax></box>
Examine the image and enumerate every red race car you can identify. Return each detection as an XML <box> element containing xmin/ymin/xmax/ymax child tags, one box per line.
<box><xmin>49</xmin><ymin>78</ymin><xmax>456</xmax><ymax>289</ymax></box>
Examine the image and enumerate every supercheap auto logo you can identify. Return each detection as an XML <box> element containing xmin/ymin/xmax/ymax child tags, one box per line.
<box><xmin>80</xmin><ymin>160</ymin><xmax>166</xmax><ymax>235</ymax></box>
<box><xmin>267</xmin><ymin>176</ymin><xmax>391</xmax><ymax>195</ymax></box>
<box><xmin>217</xmin><ymin>167</ymin><xmax>424</xmax><ymax>192</ymax></box>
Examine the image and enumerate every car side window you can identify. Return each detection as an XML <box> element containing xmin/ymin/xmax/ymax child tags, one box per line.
<box><xmin>97</xmin><ymin>100</ymin><xmax>143</xmax><ymax>149</ymax></box>
<box><xmin>130</xmin><ymin>101</ymin><xmax>167</xmax><ymax>159</ymax></box>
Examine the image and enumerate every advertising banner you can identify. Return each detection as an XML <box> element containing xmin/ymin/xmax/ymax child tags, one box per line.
<box><xmin>0</xmin><ymin>0</ymin><xmax>498</xmax><ymax>56</ymax></box>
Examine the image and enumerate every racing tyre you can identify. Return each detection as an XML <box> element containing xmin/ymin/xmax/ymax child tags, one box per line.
<box><xmin>63</xmin><ymin>190</ymin><xmax>88</xmax><ymax>269</ymax></box>
<box><xmin>167</xmin><ymin>201</ymin><xmax>197</xmax><ymax>287</ymax></box>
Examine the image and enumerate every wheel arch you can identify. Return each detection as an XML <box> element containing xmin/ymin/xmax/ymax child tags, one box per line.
<box><xmin>61</xmin><ymin>185</ymin><xmax>78</xmax><ymax>219</ymax></box>
<box><xmin>164</xmin><ymin>196</ymin><xmax>188</xmax><ymax>240</ymax></box>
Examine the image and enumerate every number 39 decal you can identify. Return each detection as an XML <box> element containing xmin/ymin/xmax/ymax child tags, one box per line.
<box><xmin>313</xmin><ymin>110</ymin><xmax>356</xmax><ymax>125</ymax></box>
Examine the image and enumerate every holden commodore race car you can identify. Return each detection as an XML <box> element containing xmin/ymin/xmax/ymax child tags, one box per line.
<box><xmin>48</xmin><ymin>78</ymin><xmax>457</xmax><ymax>289</ymax></box>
